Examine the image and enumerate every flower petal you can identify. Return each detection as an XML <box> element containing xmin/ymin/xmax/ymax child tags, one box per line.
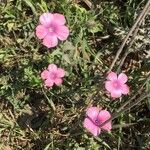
<box><xmin>39</xmin><ymin>13</ymin><xmax>53</xmax><ymax>27</ymax></box>
<box><xmin>98</xmin><ymin>110</ymin><xmax>112</xmax><ymax>131</ymax></box>
<box><xmin>36</xmin><ymin>25</ymin><xmax>48</xmax><ymax>39</ymax></box>
<box><xmin>105</xmin><ymin>81</ymin><xmax>114</xmax><ymax>92</ymax></box>
<box><xmin>101</xmin><ymin>122</ymin><xmax>112</xmax><ymax>132</ymax></box>
<box><xmin>121</xmin><ymin>84</ymin><xmax>129</xmax><ymax>95</ymax></box>
<box><xmin>83</xmin><ymin>118</ymin><xmax>101</xmax><ymax>136</ymax></box>
<box><xmin>107</xmin><ymin>72</ymin><xmax>117</xmax><ymax>81</ymax></box>
<box><xmin>107</xmin><ymin>71</ymin><xmax>117</xmax><ymax>81</ymax></box>
<box><xmin>86</xmin><ymin>107</ymin><xmax>101</xmax><ymax>121</ymax></box>
<box><xmin>53</xmin><ymin>13</ymin><xmax>66</xmax><ymax>25</ymax></box>
<box><xmin>55</xmin><ymin>25</ymin><xmax>69</xmax><ymax>41</ymax></box>
<box><xmin>44</xmin><ymin>79</ymin><xmax>54</xmax><ymax>87</ymax></box>
<box><xmin>43</xmin><ymin>34</ymin><xmax>58</xmax><ymax>48</ymax></box>
<box><xmin>118</xmin><ymin>73</ymin><xmax>128</xmax><ymax>83</ymax></box>
<box><xmin>57</xmin><ymin>68</ymin><xmax>65</xmax><ymax>77</ymax></box>
<box><xmin>41</xmin><ymin>70</ymin><xmax>50</xmax><ymax>80</ymax></box>
<box><xmin>48</xmin><ymin>64</ymin><xmax>57</xmax><ymax>72</ymax></box>
<box><xmin>111</xmin><ymin>91</ymin><xmax>122</xmax><ymax>98</ymax></box>
<box><xmin>98</xmin><ymin>110</ymin><xmax>111</xmax><ymax>122</ymax></box>
<box><xmin>54</xmin><ymin>78</ymin><xmax>63</xmax><ymax>86</ymax></box>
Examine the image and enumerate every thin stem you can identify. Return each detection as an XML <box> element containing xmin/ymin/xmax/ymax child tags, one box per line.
<box><xmin>99</xmin><ymin>91</ymin><xmax>150</xmax><ymax>128</ymax></box>
<box><xmin>117</xmin><ymin>6</ymin><xmax>150</xmax><ymax>73</ymax></box>
<box><xmin>108</xmin><ymin>0</ymin><xmax>150</xmax><ymax>72</ymax></box>
<box><xmin>114</xmin><ymin>92</ymin><xmax>150</xmax><ymax>117</ymax></box>
<box><xmin>117</xmin><ymin>74</ymin><xmax>150</xmax><ymax>112</ymax></box>
<box><xmin>42</xmin><ymin>87</ymin><xmax>56</xmax><ymax>111</ymax></box>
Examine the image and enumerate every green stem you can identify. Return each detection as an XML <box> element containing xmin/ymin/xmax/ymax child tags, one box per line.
<box><xmin>42</xmin><ymin>87</ymin><xmax>56</xmax><ymax>111</ymax></box>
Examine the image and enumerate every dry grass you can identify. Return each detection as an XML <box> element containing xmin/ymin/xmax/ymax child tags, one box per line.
<box><xmin>0</xmin><ymin>0</ymin><xmax>150</xmax><ymax>149</ymax></box>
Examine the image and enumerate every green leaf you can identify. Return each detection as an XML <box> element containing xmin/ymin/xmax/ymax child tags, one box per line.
<box><xmin>44</xmin><ymin>143</ymin><xmax>51</xmax><ymax>150</ymax></box>
<box><xmin>62</xmin><ymin>54</ymin><xmax>71</xmax><ymax>64</ymax></box>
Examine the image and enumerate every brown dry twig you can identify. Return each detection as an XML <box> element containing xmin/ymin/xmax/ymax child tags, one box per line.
<box><xmin>99</xmin><ymin>73</ymin><xmax>150</xmax><ymax>128</ymax></box>
<box><xmin>109</xmin><ymin>0</ymin><xmax>150</xmax><ymax>72</ymax></box>
<box><xmin>117</xmin><ymin>6</ymin><xmax>150</xmax><ymax>73</ymax></box>
<box><xmin>100</xmin><ymin>0</ymin><xmax>150</xmax><ymax>128</ymax></box>
<box><xmin>99</xmin><ymin>91</ymin><xmax>150</xmax><ymax>128</ymax></box>
<box><xmin>117</xmin><ymin>74</ymin><xmax>150</xmax><ymax>112</ymax></box>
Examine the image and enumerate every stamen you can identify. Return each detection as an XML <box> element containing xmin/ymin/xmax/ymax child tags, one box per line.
<box><xmin>95</xmin><ymin>119</ymin><xmax>100</xmax><ymax>126</ymax></box>
<box><xmin>49</xmin><ymin>27</ymin><xmax>54</xmax><ymax>32</ymax></box>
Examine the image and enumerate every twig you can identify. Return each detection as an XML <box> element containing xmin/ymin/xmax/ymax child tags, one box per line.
<box><xmin>113</xmin><ymin>122</ymin><xmax>137</xmax><ymax>129</ymax></box>
<box><xmin>84</xmin><ymin>0</ymin><xmax>92</xmax><ymax>8</ymax></box>
<box><xmin>117</xmin><ymin>27</ymin><xmax>140</xmax><ymax>73</ymax></box>
<box><xmin>117</xmin><ymin>6</ymin><xmax>150</xmax><ymax>73</ymax></box>
<box><xmin>99</xmin><ymin>91</ymin><xmax>150</xmax><ymax>128</ymax></box>
<box><xmin>117</xmin><ymin>74</ymin><xmax>150</xmax><ymax>112</ymax></box>
<box><xmin>108</xmin><ymin>0</ymin><xmax>150</xmax><ymax>72</ymax></box>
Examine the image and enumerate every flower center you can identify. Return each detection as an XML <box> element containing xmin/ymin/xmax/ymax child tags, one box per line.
<box><xmin>50</xmin><ymin>72</ymin><xmax>57</xmax><ymax>80</ymax></box>
<box><xmin>113</xmin><ymin>80</ymin><xmax>121</xmax><ymax>89</ymax></box>
<box><xmin>95</xmin><ymin>118</ymin><xmax>100</xmax><ymax>126</ymax></box>
<box><xmin>48</xmin><ymin>27</ymin><xmax>54</xmax><ymax>33</ymax></box>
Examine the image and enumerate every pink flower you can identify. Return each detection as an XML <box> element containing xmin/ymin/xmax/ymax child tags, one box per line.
<box><xmin>105</xmin><ymin>72</ymin><xmax>129</xmax><ymax>98</ymax></box>
<box><xmin>41</xmin><ymin>64</ymin><xmax>65</xmax><ymax>87</ymax></box>
<box><xmin>36</xmin><ymin>13</ymin><xmax>69</xmax><ymax>48</ymax></box>
<box><xmin>83</xmin><ymin>107</ymin><xmax>112</xmax><ymax>136</ymax></box>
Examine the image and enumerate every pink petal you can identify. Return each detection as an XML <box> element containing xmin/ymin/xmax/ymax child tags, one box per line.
<box><xmin>98</xmin><ymin>110</ymin><xmax>112</xmax><ymax>131</ymax></box>
<box><xmin>53</xmin><ymin>13</ymin><xmax>66</xmax><ymax>25</ymax></box>
<box><xmin>118</xmin><ymin>73</ymin><xmax>128</xmax><ymax>83</ymax></box>
<box><xmin>39</xmin><ymin>13</ymin><xmax>53</xmax><ymax>27</ymax></box>
<box><xmin>54</xmin><ymin>78</ymin><xmax>63</xmax><ymax>86</ymax></box>
<box><xmin>43</xmin><ymin>34</ymin><xmax>58</xmax><ymax>48</ymax></box>
<box><xmin>36</xmin><ymin>25</ymin><xmax>48</xmax><ymax>39</ymax></box>
<box><xmin>111</xmin><ymin>91</ymin><xmax>122</xmax><ymax>98</ymax></box>
<box><xmin>107</xmin><ymin>72</ymin><xmax>117</xmax><ymax>81</ymax></box>
<box><xmin>48</xmin><ymin>64</ymin><xmax>57</xmax><ymax>72</ymax></box>
<box><xmin>55</xmin><ymin>25</ymin><xmax>69</xmax><ymax>41</ymax></box>
<box><xmin>41</xmin><ymin>70</ymin><xmax>50</xmax><ymax>80</ymax></box>
<box><xmin>86</xmin><ymin>107</ymin><xmax>101</xmax><ymax>121</ymax></box>
<box><xmin>44</xmin><ymin>79</ymin><xmax>54</xmax><ymax>87</ymax></box>
<box><xmin>83</xmin><ymin>118</ymin><xmax>101</xmax><ymax>136</ymax></box>
<box><xmin>57</xmin><ymin>68</ymin><xmax>65</xmax><ymax>77</ymax></box>
<box><xmin>98</xmin><ymin>110</ymin><xmax>111</xmax><ymax>121</ymax></box>
<box><xmin>105</xmin><ymin>81</ymin><xmax>114</xmax><ymax>92</ymax></box>
<box><xmin>121</xmin><ymin>84</ymin><xmax>129</xmax><ymax>95</ymax></box>
<box><xmin>101</xmin><ymin>122</ymin><xmax>112</xmax><ymax>132</ymax></box>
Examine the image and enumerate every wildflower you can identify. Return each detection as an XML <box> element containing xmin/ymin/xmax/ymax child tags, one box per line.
<box><xmin>41</xmin><ymin>64</ymin><xmax>65</xmax><ymax>87</ymax></box>
<box><xmin>105</xmin><ymin>72</ymin><xmax>129</xmax><ymax>98</ymax></box>
<box><xmin>36</xmin><ymin>13</ymin><xmax>69</xmax><ymax>48</ymax></box>
<box><xmin>83</xmin><ymin>107</ymin><xmax>112</xmax><ymax>136</ymax></box>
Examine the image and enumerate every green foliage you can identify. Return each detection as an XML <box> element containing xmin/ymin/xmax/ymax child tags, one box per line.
<box><xmin>0</xmin><ymin>0</ymin><xmax>149</xmax><ymax>149</ymax></box>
